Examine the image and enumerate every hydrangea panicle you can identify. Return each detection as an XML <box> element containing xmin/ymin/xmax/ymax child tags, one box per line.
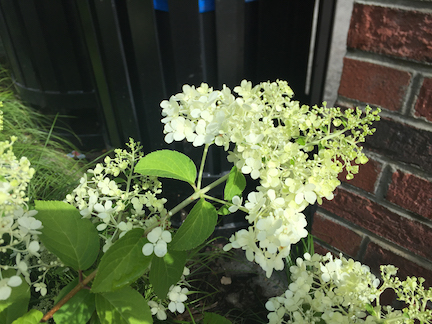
<box><xmin>161</xmin><ymin>80</ymin><xmax>380</xmax><ymax>276</ymax></box>
<box><xmin>65</xmin><ymin>139</ymin><xmax>170</xmax><ymax>255</ymax></box>
<box><xmin>265</xmin><ymin>253</ymin><xmax>432</xmax><ymax>323</ymax></box>
<box><xmin>0</xmin><ymin>133</ymin><xmax>61</xmax><ymax>301</ymax></box>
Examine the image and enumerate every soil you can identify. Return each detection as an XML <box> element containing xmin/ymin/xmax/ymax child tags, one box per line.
<box><xmin>173</xmin><ymin>239</ymin><xmax>289</xmax><ymax>324</ymax></box>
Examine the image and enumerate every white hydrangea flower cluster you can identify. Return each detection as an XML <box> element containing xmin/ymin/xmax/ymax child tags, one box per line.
<box><xmin>266</xmin><ymin>253</ymin><xmax>432</xmax><ymax>323</ymax></box>
<box><xmin>65</xmin><ymin>139</ymin><xmax>169</xmax><ymax>254</ymax></box>
<box><xmin>147</xmin><ymin>267</ymin><xmax>190</xmax><ymax>321</ymax></box>
<box><xmin>265</xmin><ymin>253</ymin><xmax>380</xmax><ymax>324</ymax></box>
<box><xmin>161</xmin><ymin>80</ymin><xmax>380</xmax><ymax>276</ymax></box>
<box><xmin>0</xmin><ymin>136</ymin><xmax>60</xmax><ymax>301</ymax></box>
<box><xmin>0</xmin><ymin>136</ymin><xmax>35</xmax><ymax>213</ymax></box>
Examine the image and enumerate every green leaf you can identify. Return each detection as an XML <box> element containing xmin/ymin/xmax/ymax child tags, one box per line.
<box><xmin>203</xmin><ymin>312</ymin><xmax>233</xmax><ymax>324</ymax></box>
<box><xmin>171</xmin><ymin>199</ymin><xmax>217</xmax><ymax>251</ymax></box>
<box><xmin>53</xmin><ymin>278</ymin><xmax>95</xmax><ymax>324</ymax></box>
<box><xmin>296</xmin><ymin>136</ymin><xmax>306</xmax><ymax>145</ymax></box>
<box><xmin>92</xmin><ymin>229</ymin><xmax>152</xmax><ymax>293</ymax></box>
<box><xmin>224</xmin><ymin>166</ymin><xmax>246</xmax><ymax>201</ymax></box>
<box><xmin>217</xmin><ymin>205</ymin><xmax>230</xmax><ymax>216</ymax></box>
<box><xmin>150</xmin><ymin>248</ymin><xmax>187</xmax><ymax>299</ymax></box>
<box><xmin>95</xmin><ymin>286</ymin><xmax>152</xmax><ymax>324</ymax></box>
<box><xmin>135</xmin><ymin>150</ymin><xmax>197</xmax><ymax>184</ymax></box>
<box><xmin>365</xmin><ymin>303</ymin><xmax>377</xmax><ymax>316</ymax></box>
<box><xmin>87</xmin><ymin>312</ymin><xmax>101</xmax><ymax>324</ymax></box>
<box><xmin>11</xmin><ymin>309</ymin><xmax>43</xmax><ymax>324</ymax></box>
<box><xmin>0</xmin><ymin>270</ymin><xmax>30</xmax><ymax>324</ymax></box>
<box><xmin>34</xmin><ymin>200</ymin><xmax>100</xmax><ymax>271</ymax></box>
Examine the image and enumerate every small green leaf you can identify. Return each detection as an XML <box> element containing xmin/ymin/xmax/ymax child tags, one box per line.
<box><xmin>224</xmin><ymin>166</ymin><xmax>246</xmax><ymax>202</ymax></box>
<box><xmin>171</xmin><ymin>199</ymin><xmax>217</xmax><ymax>251</ymax></box>
<box><xmin>296</xmin><ymin>137</ymin><xmax>306</xmax><ymax>145</ymax></box>
<box><xmin>135</xmin><ymin>150</ymin><xmax>197</xmax><ymax>184</ymax></box>
<box><xmin>203</xmin><ymin>312</ymin><xmax>233</xmax><ymax>324</ymax></box>
<box><xmin>365</xmin><ymin>303</ymin><xmax>377</xmax><ymax>316</ymax></box>
<box><xmin>34</xmin><ymin>201</ymin><xmax>100</xmax><ymax>271</ymax></box>
<box><xmin>53</xmin><ymin>278</ymin><xmax>95</xmax><ymax>324</ymax></box>
<box><xmin>150</xmin><ymin>248</ymin><xmax>187</xmax><ymax>299</ymax></box>
<box><xmin>217</xmin><ymin>205</ymin><xmax>230</xmax><ymax>215</ymax></box>
<box><xmin>0</xmin><ymin>270</ymin><xmax>30</xmax><ymax>324</ymax></box>
<box><xmin>92</xmin><ymin>229</ymin><xmax>152</xmax><ymax>293</ymax></box>
<box><xmin>11</xmin><ymin>309</ymin><xmax>43</xmax><ymax>324</ymax></box>
<box><xmin>95</xmin><ymin>286</ymin><xmax>152</xmax><ymax>324</ymax></box>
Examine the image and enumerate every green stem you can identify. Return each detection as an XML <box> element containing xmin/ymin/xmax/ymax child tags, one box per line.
<box><xmin>382</xmin><ymin>315</ymin><xmax>411</xmax><ymax>323</ymax></box>
<box><xmin>202</xmin><ymin>194</ymin><xmax>230</xmax><ymax>206</ymax></box>
<box><xmin>303</xmin><ymin>128</ymin><xmax>347</xmax><ymax>148</ymax></box>
<box><xmin>197</xmin><ymin>143</ymin><xmax>211</xmax><ymax>190</ymax></box>
<box><xmin>125</xmin><ymin>147</ymin><xmax>136</xmax><ymax>194</ymax></box>
<box><xmin>203</xmin><ymin>194</ymin><xmax>249</xmax><ymax>213</ymax></box>
<box><xmin>168</xmin><ymin>172</ymin><xmax>230</xmax><ymax>217</ymax></box>
<box><xmin>143</xmin><ymin>171</ymin><xmax>230</xmax><ymax>236</ymax></box>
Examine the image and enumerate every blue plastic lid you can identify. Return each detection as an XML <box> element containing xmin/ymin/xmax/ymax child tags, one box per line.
<box><xmin>153</xmin><ymin>0</ymin><xmax>257</xmax><ymax>13</ymax></box>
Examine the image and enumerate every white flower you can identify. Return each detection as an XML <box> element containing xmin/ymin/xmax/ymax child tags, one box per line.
<box><xmin>79</xmin><ymin>191</ymin><xmax>98</xmax><ymax>218</ymax></box>
<box><xmin>117</xmin><ymin>221</ymin><xmax>133</xmax><ymax>238</ymax></box>
<box><xmin>164</xmin><ymin>117</ymin><xmax>195</xmax><ymax>144</ymax></box>
<box><xmin>241</xmin><ymin>156</ymin><xmax>262</xmax><ymax>179</ymax></box>
<box><xmin>27</xmin><ymin>241</ymin><xmax>40</xmax><ymax>257</ymax></box>
<box><xmin>102</xmin><ymin>238</ymin><xmax>113</xmax><ymax>252</ymax></box>
<box><xmin>94</xmin><ymin>200</ymin><xmax>114</xmax><ymax>220</ymax></box>
<box><xmin>142</xmin><ymin>227</ymin><xmax>172</xmax><ymax>258</ymax></box>
<box><xmin>0</xmin><ymin>275</ymin><xmax>23</xmax><ymax>300</ymax></box>
<box><xmin>17</xmin><ymin>215</ymin><xmax>42</xmax><ymax>236</ymax></box>
<box><xmin>167</xmin><ymin>285</ymin><xmax>188</xmax><ymax>313</ymax></box>
<box><xmin>97</xmin><ymin>178</ymin><xmax>119</xmax><ymax>195</ymax></box>
<box><xmin>34</xmin><ymin>282</ymin><xmax>47</xmax><ymax>296</ymax></box>
<box><xmin>15</xmin><ymin>253</ymin><xmax>29</xmax><ymax>279</ymax></box>
<box><xmin>0</xmin><ymin>285</ymin><xmax>12</xmax><ymax>301</ymax></box>
<box><xmin>294</xmin><ymin>183</ymin><xmax>317</xmax><ymax>205</ymax></box>
<box><xmin>96</xmin><ymin>223</ymin><xmax>108</xmax><ymax>231</ymax></box>
<box><xmin>228</xmin><ymin>195</ymin><xmax>243</xmax><ymax>213</ymax></box>
<box><xmin>131</xmin><ymin>197</ymin><xmax>144</xmax><ymax>216</ymax></box>
<box><xmin>148</xmin><ymin>300</ymin><xmax>167</xmax><ymax>320</ymax></box>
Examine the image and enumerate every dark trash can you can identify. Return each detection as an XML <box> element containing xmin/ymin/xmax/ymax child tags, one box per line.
<box><xmin>0</xmin><ymin>1</ymin><xmax>106</xmax><ymax>149</ymax></box>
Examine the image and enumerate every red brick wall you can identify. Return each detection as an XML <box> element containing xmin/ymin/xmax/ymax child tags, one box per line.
<box><xmin>312</xmin><ymin>1</ymin><xmax>432</xmax><ymax>285</ymax></box>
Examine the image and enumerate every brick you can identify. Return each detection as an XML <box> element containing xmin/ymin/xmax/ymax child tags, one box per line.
<box><xmin>386</xmin><ymin>170</ymin><xmax>432</xmax><ymax>220</ymax></box>
<box><xmin>312</xmin><ymin>212</ymin><xmax>362</xmax><ymax>257</ymax></box>
<box><xmin>313</xmin><ymin>242</ymin><xmax>331</xmax><ymax>256</ymax></box>
<box><xmin>364</xmin><ymin>117</ymin><xmax>432</xmax><ymax>173</ymax></box>
<box><xmin>321</xmin><ymin>188</ymin><xmax>432</xmax><ymax>260</ymax></box>
<box><xmin>348</xmin><ymin>4</ymin><xmax>432</xmax><ymax>63</ymax></box>
<box><xmin>363</xmin><ymin>242</ymin><xmax>432</xmax><ymax>288</ymax></box>
<box><xmin>415</xmin><ymin>77</ymin><xmax>432</xmax><ymax>122</ymax></box>
<box><xmin>338</xmin><ymin>58</ymin><xmax>411</xmax><ymax>111</ymax></box>
<box><xmin>339</xmin><ymin>158</ymin><xmax>382</xmax><ymax>193</ymax></box>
